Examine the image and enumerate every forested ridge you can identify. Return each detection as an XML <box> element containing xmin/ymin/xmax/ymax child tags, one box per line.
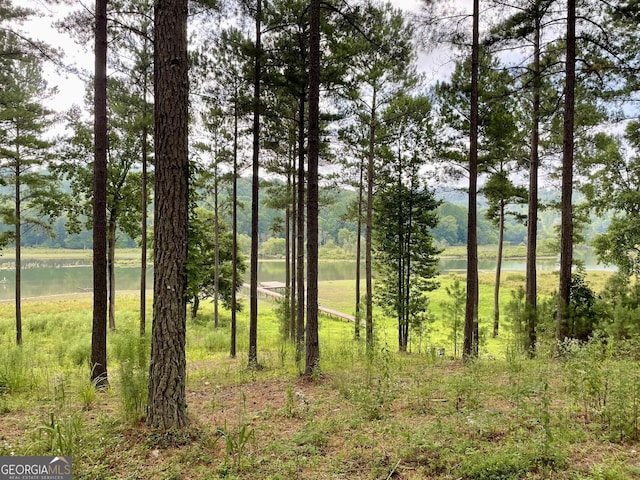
<box><xmin>1</xmin><ymin>0</ymin><xmax>640</xmax><ymax>477</ymax></box>
<box><xmin>0</xmin><ymin>179</ymin><xmax>612</xmax><ymax>251</ymax></box>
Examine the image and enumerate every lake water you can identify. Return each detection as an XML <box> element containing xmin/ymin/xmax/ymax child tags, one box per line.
<box><xmin>0</xmin><ymin>251</ymin><xmax>612</xmax><ymax>301</ymax></box>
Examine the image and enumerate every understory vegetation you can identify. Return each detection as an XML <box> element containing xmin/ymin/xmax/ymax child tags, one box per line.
<box><xmin>1</xmin><ymin>272</ymin><xmax>640</xmax><ymax>479</ymax></box>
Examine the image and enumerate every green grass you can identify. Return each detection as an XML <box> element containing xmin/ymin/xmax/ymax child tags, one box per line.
<box><xmin>2</xmin><ymin>269</ymin><xmax>639</xmax><ymax>479</ymax></box>
<box><xmin>442</xmin><ymin>244</ymin><xmax>531</xmax><ymax>258</ymax></box>
<box><xmin>0</xmin><ymin>247</ymin><xmax>143</xmax><ymax>265</ymax></box>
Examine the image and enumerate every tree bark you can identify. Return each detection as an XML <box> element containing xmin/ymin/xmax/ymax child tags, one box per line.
<box><xmin>231</xmin><ymin>96</ymin><xmax>239</xmax><ymax>357</ymax></box>
<box><xmin>525</xmin><ymin>4</ymin><xmax>541</xmax><ymax>354</ymax></box>
<box><xmin>91</xmin><ymin>0</ymin><xmax>108</xmax><ymax>388</ymax></box>
<box><xmin>108</xmin><ymin>213</ymin><xmax>117</xmax><ymax>331</ymax></box>
<box><xmin>305</xmin><ymin>0</ymin><xmax>321</xmax><ymax>376</ymax></box>
<box><xmin>398</xmin><ymin>165</ymin><xmax>406</xmax><ymax>352</ymax></box>
<box><xmin>354</xmin><ymin>159</ymin><xmax>364</xmax><ymax>340</ymax></box>
<box><xmin>557</xmin><ymin>0</ymin><xmax>576</xmax><ymax>345</ymax></box>
<box><xmin>213</xmin><ymin>166</ymin><xmax>220</xmax><ymax>330</ymax></box>
<box><xmin>15</xmin><ymin>154</ymin><xmax>21</xmax><ymax>346</ymax></box>
<box><xmin>493</xmin><ymin>200</ymin><xmax>505</xmax><ymax>338</ymax></box>
<box><xmin>296</xmin><ymin>96</ymin><xmax>305</xmax><ymax>364</ymax></box>
<box><xmin>139</xmin><ymin>34</ymin><xmax>150</xmax><ymax>338</ymax></box>
<box><xmin>249</xmin><ymin>0</ymin><xmax>262</xmax><ymax>369</ymax></box>
<box><xmin>286</xmin><ymin>144</ymin><xmax>294</xmax><ymax>340</ymax></box>
<box><xmin>463</xmin><ymin>0</ymin><xmax>480</xmax><ymax>361</ymax></box>
<box><xmin>291</xmin><ymin>166</ymin><xmax>298</xmax><ymax>342</ymax></box>
<box><xmin>140</xmin><ymin>120</ymin><xmax>148</xmax><ymax>337</ymax></box>
<box><xmin>365</xmin><ymin>89</ymin><xmax>377</xmax><ymax>351</ymax></box>
<box><xmin>147</xmin><ymin>0</ymin><xmax>189</xmax><ymax>429</ymax></box>
<box><xmin>403</xmin><ymin>174</ymin><xmax>414</xmax><ymax>353</ymax></box>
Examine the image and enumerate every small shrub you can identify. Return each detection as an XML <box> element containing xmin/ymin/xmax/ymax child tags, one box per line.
<box><xmin>113</xmin><ymin>332</ymin><xmax>149</xmax><ymax>423</ymax></box>
<box><xmin>274</xmin><ymin>296</ymin><xmax>291</xmax><ymax>340</ymax></box>
<box><xmin>281</xmin><ymin>386</ymin><xmax>296</xmax><ymax>418</ymax></box>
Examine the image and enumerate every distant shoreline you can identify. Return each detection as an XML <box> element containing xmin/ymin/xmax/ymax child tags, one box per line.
<box><xmin>0</xmin><ymin>245</ymin><xmax>588</xmax><ymax>265</ymax></box>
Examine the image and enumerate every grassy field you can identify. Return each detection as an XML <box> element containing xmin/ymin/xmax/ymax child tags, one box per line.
<box><xmin>1</xmin><ymin>244</ymin><xmax>542</xmax><ymax>264</ymax></box>
<box><xmin>0</xmin><ymin>247</ymin><xmax>144</xmax><ymax>268</ymax></box>
<box><xmin>1</xmin><ymin>270</ymin><xmax>640</xmax><ymax>479</ymax></box>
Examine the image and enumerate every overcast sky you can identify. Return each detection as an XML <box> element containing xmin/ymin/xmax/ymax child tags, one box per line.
<box><xmin>24</xmin><ymin>0</ymin><xmax>461</xmax><ymax>115</ymax></box>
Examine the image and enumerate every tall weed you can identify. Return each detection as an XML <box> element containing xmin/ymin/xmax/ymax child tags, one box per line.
<box><xmin>0</xmin><ymin>344</ymin><xmax>43</xmax><ymax>393</ymax></box>
<box><xmin>30</xmin><ymin>411</ymin><xmax>83</xmax><ymax>456</ymax></box>
<box><xmin>113</xmin><ymin>331</ymin><xmax>149</xmax><ymax>423</ymax></box>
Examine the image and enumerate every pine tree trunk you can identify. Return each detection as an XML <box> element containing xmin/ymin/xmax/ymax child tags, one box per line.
<box><xmin>557</xmin><ymin>0</ymin><xmax>576</xmax><ymax>345</ymax></box>
<box><xmin>291</xmin><ymin>171</ymin><xmax>298</xmax><ymax>342</ymax></box>
<box><xmin>15</xmin><ymin>157</ymin><xmax>21</xmax><ymax>346</ymax></box>
<box><xmin>249</xmin><ymin>0</ymin><xmax>262</xmax><ymax>369</ymax></box>
<box><xmin>463</xmin><ymin>0</ymin><xmax>480</xmax><ymax>361</ymax></box>
<box><xmin>147</xmin><ymin>0</ymin><xmax>189</xmax><ymax>429</ymax></box>
<box><xmin>108</xmin><ymin>215</ymin><xmax>117</xmax><ymax>331</ymax></box>
<box><xmin>91</xmin><ymin>0</ymin><xmax>109</xmax><ymax>388</ymax></box>
<box><xmin>296</xmin><ymin>96</ymin><xmax>305</xmax><ymax>364</ymax></box>
<box><xmin>286</xmin><ymin>146</ymin><xmax>295</xmax><ymax>340</ymax></box>
<box><xmin>354</xmin><ymin>160</ymin><xmax>364</xmax><ymax>339</ymax></box>
<box><xmin>493</xmin><ymin>200</ymin><xmax>505</xmax><ymax>338</ymax></box>
<box><xmin>231</xmin><ymin>98</ymin><xmax>239</xmax><ymax>357</ymax></box>
<box><xmin>398</xmin><ymin>168</ymin><xmax>406</xmax><ymax>352</ymax></box>
<box><xmin>365</xmin><ymin>89</ymin><xmax>377</xmax><ymax>350</ymax></box>
<box><xmin>403</xmin><ymin>177</ymin><xmax>414</xmax><ymax>353</ymax></box>
<box><xmin>214</xmin><ymin>172</ymin><xmax>220</xmax><ymax>330</ymax></box>
<box><xmin>191</xmin><ymin>296</ymin><xmax>200</xmax><ymax>319</ymax></box>
<box><xmin>140</xmin><ymin>121</ymin><xmax>148</xmax><ymax>337</ymax></box>
<box><xmin>305</xmin><ymin>0</ymin><xmax>321</xmax><ymax>376</ymax></box>
<box><xmin>525</xmin><ymin>7</ymin><xmax>541</xmax><ymax>354</ymax></box>
<box><xmin>139</xmin><ymin>44</ymin><xmax>150</xmax><ymax>338</ymax></box>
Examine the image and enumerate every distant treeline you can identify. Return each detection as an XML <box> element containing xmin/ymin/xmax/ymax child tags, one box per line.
<box><xmin>2</xmin><ymin>178</ymin><xmax>610</xmax><ymax>251</ymax></box>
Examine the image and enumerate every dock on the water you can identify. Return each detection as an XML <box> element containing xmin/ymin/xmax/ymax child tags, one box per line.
<box><xmin>241</xmin><ymin>282</ymin><xmax>355</xmax><ymax>323</ymax></box>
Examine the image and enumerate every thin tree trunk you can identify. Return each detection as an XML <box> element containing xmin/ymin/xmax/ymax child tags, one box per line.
<box><xmin>147</xmin><ymin>0</ymin><xmax>189</xmax><ymax>429</ymax></box>
<box><xmin>249</xmin><ymin>0</ymin><xmax>262</xmax><ymax>369</ymax></box>
<box><xmin>291</xmin><ymin>168</ymin><xmax>298</xmax><ymax>342</ymax></box>
<box><xmin>365</xmin><ymin>89</ymin><xmax>377</xmax><ymax>350</ymax></box>
<box><xmin>463</xmin><ymin>0</ymin><xmax>480</xmax><ymax>361</ymax></box>
<box><xmin>139</xmin><ymin>38</ymin><xmax>150</xmax><ymax>337</ymax></box>
<box><xmin>214</xmin><ymin>170</ymin><xmax>220</xmax><ymax>330</ymax></box>
<box><xmin>140</xmin><ymin>121</ymin><xmax>148</xmax><ymax>336</ymax></box>
<box><xmin>296</xmin><ymin>97</ymin><xmax>305</xmax><ymax>364</ymax></box>
<box><xmin>557</xmin><ymin>0</ymin><xmax>576</xmax><ymax>344</ymax></box>
<box><xmin>231</xmin><ymin>97</ymin><xmax>239</xmax><ymax>357</ymax></box>
<box><xmin>286</xmin><ymin>144</ymin><xmax>294</xmax><ymax>340</ymax></box>
<box><xmin>493</xmin><ymin>200</ymin><xmax>505</xmax><ymax>338</ymax></box>
<box><xmin>15</xmin><ymin>156</ymin><xmax>21</xmax><ymax>346</ymax></box>
<box><xmin>191</xmin><ymin>296</ymin><xmax>200</xmax><ymax>319</ymax></box>
<box><xmin>354</xmin><ymin>159</ymin><xmax>364</xmax><ymax>339</ymax></box>
<box><xmin>525</xmin><ymin>6</ymin><xmax>541</xmax><ymax>354</ymax></box>
<box><xmin>404</xmin><ymin>173</ymin><xmax>414</xmax><ymax>353</ymax></box>
<box><xmin>397</xmin><ymin>166</ymin><xmax>405</xmax><ymax>352</ymax></box>
<box><xmin>91</xmin><ymin>0</ymin><xmax>108</xmax><ymax>388</ymax></box>
<box><xmin>305</xmin><ymin>0</ymin><xmax>321</xmax><ymax>376</ymax></box>
<box><xmin>108</xmin><ymin>214</ymin><xmax>117</xmax><ymax>331</ymax></box>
